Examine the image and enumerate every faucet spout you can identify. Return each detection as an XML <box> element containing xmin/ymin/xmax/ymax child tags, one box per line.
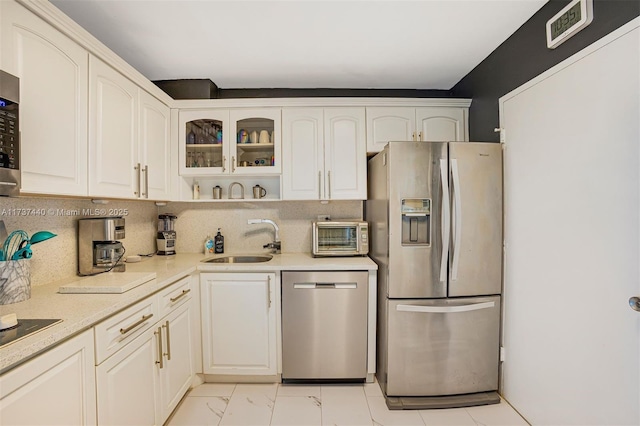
<box><xmin>248</xmin><ymin>219</ymin><xmax>281</xmax><ymax>254</ymax></box>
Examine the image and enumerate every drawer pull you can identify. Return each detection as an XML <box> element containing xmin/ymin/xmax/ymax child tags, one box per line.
<box><xmin>119</xmin><ymin>313</ymin><xmax>154</xmax><ymax>335</ymax></box>
<box><xmin>169</xmin><ymin>288</ymin><xmax>191</xmax><ymax>303</ymax></box>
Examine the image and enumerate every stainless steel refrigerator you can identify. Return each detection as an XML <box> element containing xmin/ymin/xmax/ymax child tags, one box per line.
<box><xmin>366</xmin><ymin>141</ymin><xmax>502</xmax><ymax>410</ymax></box>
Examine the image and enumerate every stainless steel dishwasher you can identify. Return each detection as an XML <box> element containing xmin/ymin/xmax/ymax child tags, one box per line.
<box><xmin>281</xmin><ymin>270</ymin><xmax>368</xmax><ymax>382</ymax></box>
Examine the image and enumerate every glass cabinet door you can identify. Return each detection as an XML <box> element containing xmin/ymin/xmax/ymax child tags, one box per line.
<box><xmin>179</xmin><ymin>110</ymin><xmax>229</xmax><ymax>175</ymax></box>
<box><xmin>230</xmin><ymin>109</ymin><xmax>281</xmax><ymax>175</ymax></box>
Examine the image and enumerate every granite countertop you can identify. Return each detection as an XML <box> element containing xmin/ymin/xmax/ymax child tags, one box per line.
<box><xmin>0</xmin><ymin>252</ymin><xmax>377</xmax><ymax>373</ymax></box>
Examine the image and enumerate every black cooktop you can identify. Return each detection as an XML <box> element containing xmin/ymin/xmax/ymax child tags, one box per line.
<box><xmin>0</xmin><ymin>319</ymin><xmax>62</xmax><ymax>348</ymax></box>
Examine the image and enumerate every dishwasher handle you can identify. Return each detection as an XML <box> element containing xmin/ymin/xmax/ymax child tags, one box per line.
<box><xmin>293</xmin><ymin>282</ymin><xmax>358</xmax><ymax>289</ymax></box>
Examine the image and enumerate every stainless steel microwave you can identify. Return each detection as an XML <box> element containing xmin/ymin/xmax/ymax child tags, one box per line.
<box><xmin>312</xmin><ymin>220</ymin><xmax>369</xmax><ymax>257</ymax></box>
<box><xmin>0</xmin><ymin>70</ymin><xmax>20</xmax><ymax>197</ymax></box>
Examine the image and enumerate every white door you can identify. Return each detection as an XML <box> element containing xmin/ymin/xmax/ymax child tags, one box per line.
<box><xmin>139</xmin><ymin>90</ymin><xmax>171</xmax><ymax>200</ymax></box>
<box><xmin>282</xmin><ymin>107</ymin><xmax>324</xmax><ymax>200</ymax></box>
<box><xmin>500</xmin><ymin>20</ymin><xmax>639</xmax><ymax>425</ymax></box>
<box><xmin>365</xmin><ymin>107</ymin><xmax>415</xmax><ymax>153</ymax></box>
<box><xmin>201</xmin><ymin>273</ymin><xmax>277</xmax><ymax>375</ymax></box>
<box><xmin>1</xmin><ymin>1</ymin><xmax>88</xmax><ymax>196</ymax></box>
<box><xmin>89</xmin><ymin>56</ymin><xmax>138</xmax><ymax>199</ymax></box>
<box><xmin>416</xmin><ymin>107</ymin><xmax>466</xmax><ymax>142</ymax></box>
<box><xmin>324</xmin><ymin>107</ymin><xmax>367</xmax><ymax>200</ymax></box>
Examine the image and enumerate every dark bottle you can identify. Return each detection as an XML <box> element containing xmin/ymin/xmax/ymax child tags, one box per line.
<box><xmin>214</xmin><ymin>228</ymin><xmax>224</xmax><ymax>254</ymax></box>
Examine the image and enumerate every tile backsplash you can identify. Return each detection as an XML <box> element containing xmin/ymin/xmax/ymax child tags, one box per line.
<box><xmin>0</xmin><ymin>197</ymin><xmax>362</xmax><ymax>286</ymax></box>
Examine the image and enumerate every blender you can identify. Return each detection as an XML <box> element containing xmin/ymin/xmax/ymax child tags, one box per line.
<box><xmin>157</xmin><ymin>214</ymin><xmax>177</xmax><ymax>255</ymax></box>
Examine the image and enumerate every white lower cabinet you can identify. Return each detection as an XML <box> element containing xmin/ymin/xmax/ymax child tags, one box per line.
<box><xmin>95</xmin><ymin>276</ymin><xmax>194</xmax><ymax>425</ymax></box>
<box><xmin>0</xmin><ymin>329</ymin><xmax>97</xmax><ymax>425</ymax></box>
<box><xmin>201</xmin><ymin>272</ymin><xmax>278</xmax><ymax>376</ymax></box>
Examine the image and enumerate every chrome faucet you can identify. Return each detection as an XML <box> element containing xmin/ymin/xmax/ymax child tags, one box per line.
<box><xmin>248</xmin><ymin>219</ymin><xmax>281</xmax><ymax>254</ymax></box>
<box><xmin>229</xmin><ymin>182</ymin><xmax>244</xmax><ymax>199</ymax></box>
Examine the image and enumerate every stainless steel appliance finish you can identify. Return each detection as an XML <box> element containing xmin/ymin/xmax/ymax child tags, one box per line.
<box><xmin>367</xmin><ymin>141</ymin><xmax>503</xmax><ymax>409</ymax></box>
<box><xmin>312</xmin><ymin>221</ymin><xmax>369</xmax><ymax>257</ymax></box>
<box><xmin>78</xmin><ymin>217</ymin><xmax>126</xmax><ymax>275</ymax></box>
<box><xmin>282</xmin><ymin>270</ymin><xmax>368</xmax><ymax>381</ymax></box>
<box><xmin>157</xmin><ymin>214</ymin><xmax>177</xmax><ymax>255</ymax></box>
<box><xmin>0</xmin><ymin>70</ymin><xmax>20</xmax><ymax>197</ymax></box>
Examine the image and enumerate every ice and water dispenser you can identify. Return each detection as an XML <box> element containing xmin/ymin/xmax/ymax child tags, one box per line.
<box><xmin>401</xmin><ymin>199</ymin><xmax>430</xmax><ymax>245</ymax></box>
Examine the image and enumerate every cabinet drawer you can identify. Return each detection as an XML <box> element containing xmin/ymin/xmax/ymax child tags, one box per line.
<box><xmin>157</xmin><ymin>276</ymin><xmax>192</xmax><ymax>318</ymax></box>
<box><xmin>94</xmin><ymin>296</ymin><xmax>158</xmax><ymax>365</ymax></box>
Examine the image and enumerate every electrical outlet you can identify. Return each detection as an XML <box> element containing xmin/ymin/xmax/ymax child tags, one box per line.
<box><xmin>317</xmin><ymin>215</ymin><xmax>330</xmax><ymax>221</ymax></box>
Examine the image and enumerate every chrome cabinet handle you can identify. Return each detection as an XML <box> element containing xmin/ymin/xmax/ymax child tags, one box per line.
<box><xmin>318</xmin><ymin>171</ymin><xmax>322</xmax><ymax>199</ymax></box>
<box><xmin>267</xmin><ymin>275</ymin><xmax>272</xmax><ymax>308</ymax></box>
<box><xmin>630</xmin><ymin>297</ymin><xmax>640</xmax><ymax>312</ymax></box>
<box><xmin>170</xmin><ymin>288</ymin><xmax>191</xmax><ymax>303</ymax></box>
<box><xmin>134</xmin><ymin>163</ymin><xmax>141</xmax><ymax>196</ymax></box>
<box><xmin>232</xmin><ymin>156</ymin><xmax>236</xmax><ymax>173</ymax></box>
<box><xmin>327</xmin><ymin>170</ymin><xmax>331</xmax><ymax>199</ymax></box>
<box><xmin>143</xmin><ymin>165</ymin><xmax>149</xmax><ymax>198</ymax></box>
<box><xmin>155</xmin><ymin>326</ymin><xmax>163</xmax><ymax>368</ymax></box>
<box><xmin>119</xmin><ymin>313</ymin><xmax>153</xmax><ymax>335</ymax></box>
<box><xmin>222</xmin><ymin>155</ymin><xmax>226</xmax><ymax>172</ymax></box>
<box><xmin>162</xmin><ymin>320</ymin><xmax>171</xmax><ymax>361</ymax></box>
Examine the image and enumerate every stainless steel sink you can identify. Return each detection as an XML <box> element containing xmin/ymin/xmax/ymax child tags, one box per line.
<box><xmin>202</xmin><ymin>255</ymin><xmax>273</xmax><ymax>264</ymax></box>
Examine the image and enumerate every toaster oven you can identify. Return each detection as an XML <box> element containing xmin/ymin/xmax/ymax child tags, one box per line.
<box><xmin>312</xmin><ymin>220</ymin><xmax>369</xmax><ymax>257</ymax></box>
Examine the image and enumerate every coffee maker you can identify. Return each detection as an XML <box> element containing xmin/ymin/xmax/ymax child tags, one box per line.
<box><xmin>78</xmin><ymin>217</ymin><xmax>126</xmax><ymax>275</ymax></box>
<box><xmin>157</xmin><ymin>214</ymin><xmax>176</xmax><ymax>255</ymax></box>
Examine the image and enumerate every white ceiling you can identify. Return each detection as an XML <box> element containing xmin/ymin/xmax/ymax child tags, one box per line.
<box><xmin>50</xmin><ymin>0</ymin><xmax>547</xmax><ymax>90</ymax></box>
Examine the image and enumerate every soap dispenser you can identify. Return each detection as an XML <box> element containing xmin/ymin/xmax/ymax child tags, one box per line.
<box><xmin>214</xmin><ymin>228</ymin><xmax>224</xmax><ymax>254</ymax></box>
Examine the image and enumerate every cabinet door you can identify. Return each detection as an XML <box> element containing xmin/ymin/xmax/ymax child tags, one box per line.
<box><xmin>0</xmin><ymin>329</ymin><xmax>96</xmax><ymax>425</ymax></box>
<box><xmin>201</xmin><ymin>272</ymin><xmax>277</xmax><ymax>375</ymax></box>
<box><xmin>416</xmin><ymin>107</ymin><xmax>466</xmax><ymax>142</ymax></box>
<box><xmin>140</xmin><ymin>90</ymin><xmax>171</xmax><ymax>200</ymax></box>
<box><xmin>324</xmin><ymin>107</ymin><xmax>367</xmax><ymax>200</ymax></box>
<box><xmin>366</xmin><ymin>107</ymin><xmax>416</xmax><ymax>153</ymax></box>
<box><xmin>159</xmin><ymin>303</ymin><xmax>194</xmax><ymax>422</ymax></box>
<box><xmin>89</xmin><ymin>56</ymin><xmax>139</xmax><ymax>198</ymax></box>
<box><xmin>0</xmin><ymin>1</ymin><xmax>88</xmax><ymax>196</ymax></box>
<box><xmin>96</xmin><ymin>326</ymin><xmax>161</xmax><ymax>426</ymax></box>
<box><xmin>179</xmin><ymin>109</ymin><xmax>230</xmax><ymax>176</ymax></box>
<box><xmin>229</xmin><ymin>108</ymin><xmax>281</xmax><ymax>174</ymax></box>
<box><xmin>282</xmin><ymin>108</ymin><xmax>324</xmax><ymax>200</ymax></box>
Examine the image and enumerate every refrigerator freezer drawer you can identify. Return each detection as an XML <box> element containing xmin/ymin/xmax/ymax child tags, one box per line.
<box><xmin>385</xmin><ymin>296</ymin><xmax>500</xmax><ymax>397</ymax></box>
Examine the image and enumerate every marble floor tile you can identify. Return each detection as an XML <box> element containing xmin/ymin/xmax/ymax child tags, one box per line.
<box><xmin>189</xmin><ymin>383</ymin><xmax>237</xmax><ymax>397</ymax></box>
<box><xmin>419</xmin><ymin>407</ymin><xmax>477</xmax><ymax>426</ymax></box>
<box><xmin>367</xmin><ymin>396</ymin><xmax>426</xmax><ymax>426</ymax></box>
<box><xmin>321</xmin><ymin>385</ymin><xmax>373</xmax><ymax>426</ymax></box>
<box><xmin>271</xmin><ymin>396</ymin><xmax>322</xmax><ymax>426</ymax></box>
<box><xmin>219</xmin><ymin>384</ymin><xmax>278</xmax><ymax>426</ymax></box>
<box><xmin>277</xmin><ymin>384</ymin><xmax>322</xmax><ymax>398</ymax></box>
<box><xmin>465</xmin><ymin>401</ymin><xmax>528</xmax><ymax>426</ymax></box>
<box><xmin>364</xmin><ymin>381</ymin><xmax>384</xmax><ymax>397</ymax></box>
<box><xmin>168</xmin><ymin>396</ymin><xmax>229</xmax><ymax>426</ymax></box>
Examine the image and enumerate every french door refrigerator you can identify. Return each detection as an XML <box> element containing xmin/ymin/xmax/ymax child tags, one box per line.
<box><xmin>366</xmin><ymin>141</ymin><xmax>502</xmax><ymax>410</ymax></box>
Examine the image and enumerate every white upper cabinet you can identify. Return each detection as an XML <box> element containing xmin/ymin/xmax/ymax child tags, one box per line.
<box><xmin>230</xmin><ymin>108</ymin><xmax>282</xmax><ymax>175</ymax></box>
<box><xmin>140</xmin><ymin>90</ymin><xmax>171</xmax><ymax>200</ymax></box>
<box><xmin>0</xmin><ymin>0</ymin><xmax>88</xmax><ymax>196</ymax></box>
<box><xmin>282</xmin><ymin>107</ymin><xmax>366</xmax><ymax>200</ymax></box>
<box><xmin>416</xmin><ymin>107</ymin><xmax>466</xmax><ymax>142</ymax></box>
<box><xmin>89</xmin><ymin>56</ymin><xmax>138</xmax><ymax>199</ymax></box>
<box><xmin>366</xmin><ymin>106</ymin><xmax>468</xmax><ymax>153</ymax></box>
<box><xmin>89</xmin><ymin>56</ymin><xmax>170</xmax><ymax>200</ymax></box>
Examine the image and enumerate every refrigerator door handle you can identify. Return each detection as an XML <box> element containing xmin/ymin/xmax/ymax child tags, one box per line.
<box><xmin>396</xmin><ymin>301</ymin><xmax>495</xmax><ymax>313</ymax></box>
<box><xmin>439</xmin><ymin>159</ymin><xmax>451</xmax><ymax>283</ymax></box>
<box><xmin>451</xmin><ymin>158</ymin><xmax>462</xmax><ymax>280</ymax></box>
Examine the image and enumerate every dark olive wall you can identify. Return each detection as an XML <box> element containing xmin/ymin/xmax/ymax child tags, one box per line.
<box><xmin>451</xmin><ymin>0</ymin><xmax>640</xmax><ymax>142</ymax></box>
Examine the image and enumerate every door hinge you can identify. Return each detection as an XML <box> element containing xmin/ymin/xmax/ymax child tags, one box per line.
<box><xmin>494</xmin><ymin>127</ymin><xmax>506</xmax><ymax>144</ymax></box>
<box><xmin>500</xmin><ymin>346</ymin><xmax>506</xmax><ymax>362</ymax></box>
